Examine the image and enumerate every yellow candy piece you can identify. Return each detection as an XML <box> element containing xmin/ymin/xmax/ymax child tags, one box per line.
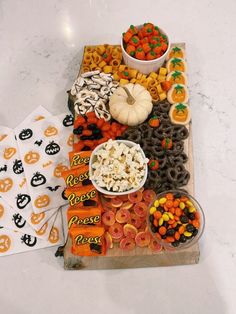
<box><xmin>159</xmin><ymin>197</ymin><xmax>167</xmax><ymax>205</ymax></box>
<box><xmin>159</xmin><ymin>218</ymin><xmax>164</xmax><ymax>226</ymax></box>
<box><xmin>98</xmin><ymin>60</ymin><xmax>107</xmax><ymax>68</ymax></box>
<box><xmin>113</xmin><ymin>72</ymin><xmax>120</xmax><ymax>81</ymax></box>
<box><xmin>149</xmin><ymin>72</ymin><xmax>158</xmax><ymax>79</ymax></box>
<box><xmin>154</xmin><ymin>200</ymin><xmax>159</xmax><ymax>207</ymax></box>
<box><xmin>119</xmin><ymin>64</ymin><xmax>127</xmax><ymax>72</ymax></box>
<box><xmin>159</xmin><ymin>92</ymin><xmax>167</xmax><ymax>101</ymax></box>
<box><xmin>103</xmin><ymin>65</ymin><xmax>112</xmax><ymax>73</ymax></box>
<box><xmin>162</xmin><ymin>213</ymin><xmax>169</xmax><ymax>221</ymax></box>
<box><xmin>129</xmin><ymin>68</ymin><xmax>138</xmax><ymax>78</ymax></box>
<box><xmin>186</xmin><ymin>200</ymin><xmax>194</xmax><ymax>207</ymax></box>
<box><xmin>149</xmin><ymin>207</ymin><xmax>157</xmax><ymax>215</ymax></box>
<box><xmin>167</xmin><ymin>212</ymin><xmax>174</xmax><ymax>220</ymax></box>
<box><xmin>179</xmin><ymin>202</ymin><xmax>185</xmax><ymax>209</ymax></box>
<box><xmin>130</xmin><ymin>78</ymin><xmax>136</xmax><ymax>84</ymax></box>
<box><xmin>159</xmin><ymin>67</ymin><xmax>167</xmax><ymax>76</ymax></box>
<box><xmin>156</xmin><ymin>84</ymin><xmax>163</xmax><ymax>93</ymax></box>
<box><xmin>189</xmin><ymin>206</ymin><xmax>196</xmax><ymax>213</ymax></box>
<box><xmin>136</xmin><ymin>73</ymin><xmax>142</xmax><ymax>80</ymax></box>
<box><xmin>184</xmin><ymin>231</ymin><xmax>192</xmax><ymax>237</ymax></box>
<box><xmin>158</xmin><ymin>75</ymin><xmax>166</xmax><ymax>83</ymax></box>
<box><xmin>119</xmin><ymin>78</ymin><xmax>129</xmax><ymax>85</ymax></box>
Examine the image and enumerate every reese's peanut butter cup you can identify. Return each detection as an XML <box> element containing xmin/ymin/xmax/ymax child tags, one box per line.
<box><xmin>69</xmin><ymin>226</ymin><xmax>106</xmax><ymax>256</ymax></box>
<box><xmin>62</xmin><ymin>165</ymin><xmax>91</xmax><ymax>188</ymax></box>
<box><xmin>67</xmin><ymin>207</ymin><xmax>101</xmax><ymax>229</ymax></box>
<box><xmin>65</xmin><ymin>185</ymin><xmax>98</xmax><ymax>207</ymax></box>
<box><xmin>69</xmin><ymin>151</ymin><xmax>91</xmax><ymax>169</ymax></box>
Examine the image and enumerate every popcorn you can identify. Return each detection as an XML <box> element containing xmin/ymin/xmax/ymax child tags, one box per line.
<box><xmin>91</xmin><ymin>140</ymin><xmax>148</xmax><ymax>192</ymax></box>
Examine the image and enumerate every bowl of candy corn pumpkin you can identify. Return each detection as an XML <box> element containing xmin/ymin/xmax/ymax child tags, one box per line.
<box><xmin>148</xmin><ymin>190</ymin><xmax>205</xmax><ymax>250</ymax></box>
<box><xmin>121</xmin><ymin>23</ymin><xmax>170</xmax><ymax>75</ymax></box>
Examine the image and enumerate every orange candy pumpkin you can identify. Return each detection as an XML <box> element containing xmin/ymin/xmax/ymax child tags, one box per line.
<box><xmin>3</xmin><ymin>147</ymin><xmax>16</xmax><ymax>160</ymax></box>
<box><xmin>30</xmin><ymin>212</ymin><xmax>46</xmax><ymax>225</ymax></box>
<box><xmin>48</xmin><ymin>227</ymin><xmax>59</xmax><ymax>244</ymax></box>
<box><xmin>34</xmin><ymin>195</ymin><xmax>50</xmax><ymax>209</ymax></box>
<box><xmin>0</xmin><ymin>235</ymin><xmax>11</xmax><ymax>253</ymax></box>
<box><xmin>0</xmin><ymin>178</ymin><xmax>13</xmax><ymax>193</ymax></box>
<box><xmin>44</xmin><ymin>126</ymin><xmax>58</xmax><ymax>137</ymax></box>
<box><xmin>24</xmin><ymin>151</ymin><xmax>40</xmax><ymax>164</ymax></box>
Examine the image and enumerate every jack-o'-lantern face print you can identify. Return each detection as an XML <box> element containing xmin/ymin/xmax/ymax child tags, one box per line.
<box><xmin>35</xmin><ymin>222</ymin><xmax>48</xmax><ymax>236</ymax></box>
<box><xmin>44</xmin><ymin>126</ymin><xmax>58</xmax><ymax>137</ymax></box>
<box><xmin>21</xmin><ymin>234</ymin><xmax>37</xmax><ymax>247</ymax></box>
<box><xmin>13</xmin><ymin>159</ymin><xmax>24</xmax><ymax>175</ymax></box>
<box><xmin>3</xmin><ymin>147</ymin><xmax>16</xmax><ymax>160</ymax></box>
<box><xmin>0</xmin><ymin>235</ymin><xmax>11</xmax><ymax>253</ymax></box>
<box><xmin>45</xmin><ymin>141</ymin><xmax>60</xmax><ymax>155</ymax></box>
<box><xmin>30</xmin><ymin>212</ymin><xmax>45</xmax><ymax>225</ymax></box>
<box><xmin>49</xmin><ymin>227</ymin><xmax>59</xmax><ymax>244</ymax></box>
<box><xmin>0</xmin><ymin>203</ymin><xmax>4</xmax><ymax>219</ymax></box>
<box><xmin>67</xmin><ymin>134</ymin><xmax>73</xmax><ymax>147</ymax></box>
<box><xmin>63</xmin><ymin>114</ymin><xmax>74</xmax><ymax>127</ymax></box>
<box><xmin>24</xmin><ymin>151</ymin><xmax>40</xmax><ymax>164</ymax></box>
<box><xmin>30</xmin><ymin>172</ymin><xmax>47</xmax><ymax>187</ymax></box>
<box><xmin>12</xmin><ymin>213</ymin><xmax>26</xmax><ymax>228</ymax></box>
<box><xmin>34</xmin><ymin>195</ymin><xmax>50</xmax><ymax>209</ymax></box>
<box><xmin>34</xmin><ymin>115</ymin><xmax>45</xmax><ymax>121</ymax></box>
<box><xmin>0</xmin><ymin>134</ymin><xmax>7</xmax><ymax>142</ymax></box>
<box><xmin>19</xmin><ymin>128</ymin><xmax>33</xmax><ymax>141</ymax></box>
<box><xmin>53</xmin><ymin>163</ymin><xmax>69</xmax><ymax>178</ymax></box>
<box><xmin>0</xmin><ymin>178</ymin><xmax>13</xmax><ymax>193</ymax></box>
<box><xmin>16</xmin><ymin>194</ymin><xmax>31</xmax><ymax>210</ymax></box>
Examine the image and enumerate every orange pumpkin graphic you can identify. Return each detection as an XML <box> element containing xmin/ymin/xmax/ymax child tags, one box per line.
<box><xmin>48</xmin><ymin>227</ymin><xmax>59</xmax><ymax>244</ymax></box>
<box><xmin>0</xmin><ymin>235</ymin><xmax>11</xmax><ymax>253</ymax></box>
<box><xmin>67</xmin><ymin>134</ymin><xmax>74</xmax><ymax>147</ymax></box>
<box><xmin>3</xmin><ymin>147</ymin><xmax>16</xmax><ymax>160</ymax></box>
<box><xmin>0</xmin><ymin>178</ymin><xmax>13</xmax><ymax>193</ymax></box>
<box><xmin>34</xmin><ymin>115</ymin><xmax>45</xmax><ymax>121</ymax></box>
<box><xmin>36</xmin><ymin>222</ymin><xmax>48</xmax><ymax>236</ymax></box>
<box><xmin>30</xmin><ymin>212</ymin><xmax>45</xmax><ymax>225</ymax></box>
<box><xmin>44</xmin><ymin>126</ymin><xmax>58</xmax><ymax>137</ymax></box>
<box><xmin>54</xmin><ymin>163</ymin><xmax>69</xmax><ymax>178</ymax></box>
<box><xmin>0</xmin><ymin>203</ymin><xmax>4</xmax><ymax>219</ymax></box>
<box><xmin>0</xmin><ymin>134</ymin><xmax>7</xmax><ymax>142</ymax></box>
<box><xmin>24</xmin><ymin>151</ymin><xmax>40</xmax><ymax>164</ymax></box>
<box><xmin>34</xmin><ymin>195</ymin><xmax>50</xmax><ymax>209</ymax></box>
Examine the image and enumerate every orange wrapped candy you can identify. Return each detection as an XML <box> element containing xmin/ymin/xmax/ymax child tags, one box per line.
<box><xmin>62</xmin><ymin>165</ymin><xmax>90</xmax><ymax>188</ymax></box>
<box><xmin>68</xmin><ymin>151</ymin><xmax>91</xmax><ymax>169</ymax></box>
<box><xmin>67</xmin><ymin>207</ymin><xmax>101</xmax><ymax>229</ymax></box>
<box><xmin>65</xmin><ymin>185</ymin><xmax>99</xmax><ymax>207</ymax></box>
<box><xmin>70</xmin><ymin>226</ymin><xmax>106</xmax><ymax>256</ymax></box>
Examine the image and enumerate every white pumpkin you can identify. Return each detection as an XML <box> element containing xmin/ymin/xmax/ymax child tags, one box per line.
<box><xmin>109</xmin><ymin>83</ymin><xmax>153</xmax><ymax>126</ymax></box>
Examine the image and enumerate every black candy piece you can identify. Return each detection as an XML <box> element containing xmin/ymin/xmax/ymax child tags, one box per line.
<box><xmin>82</xmin><ymin>146</ymin><xmax>91</xmax><ymax>151</ymax></box>
<box><xmin>174</xmin><ymin>192</ymin><xmax>182</xmax><ymax>198</ymax></box>
<box><xmin>151</xmin><ymin>225</ymin><xmax>158</xmax><ymax>233</ymax></box>
<box><xmin>172</xmin><ymin>241</ymin><xmax>180</xmax><ymax>247</ymax></box>
<box><xmin>188</xmin><ymin>213</ymin><xmax>195</xmax><ymax>220</ymax></box>
<box><xmin>82</xmin><ymin>179</ymin><xmax>92</xmax><ymax>186</ymax></box>
<box><xmin>87</xmin><ymin>124</ymin><xmax>97</xmax><ymax>130</ymax></box>
<box><xmin>180</xmin><ymin>215</ymin><xmax>189</xmax><ymax>224</ymax></box>
<box><xmin>93</xmin><ymin>134</ymin><xmax>103</xmax><ymax>140</ymax></box>
<box><xmin>157</xmin><ymin>206</ymin><xmax>164</xmax><ymax>214</ymax></box>
<box><xmin>116</xmin><ymin>136</ymin><xmax>123</xmax><ymax>140</ymax></box>
<box><xmin>92</xmin><ymin>128</ymin><xmax>101</xmax><ymax>135</ymax></box>
<box><xmin>184</xmin><ymin>208</ymin><xmax>189</xmax><ymax>216</ymax></box>
<box><xmin>166</xmin><ymin>228</ymin><xmax>175</xmax><ymax>236</ymax></box>
<box><xmin>180</xmin><ymin>234</ymin><xmax>187</xmax><ymax>243</ymax></box>
<box><xmin>149</xmin><ymin>215</ymin><xmax>154</xmax><ymax>223</ymax></box>
<box><xmin>162</xmin><ymin>234</ymin><xmax>167</xmax><ymax>239</ymax></box>
<box><xmin>73</xmin><ymin>126</ymin><xmax>83</xmax><ymax>135</ymax></box>
<box><xmin>192</xmin><ymin>229</ymin><xmax>198</xmax><ymax>237</ymax></box>
<box><xmin>186</xmin><ymin>224</ymin><xmax>195</xmax><ymax>233</ymax></box>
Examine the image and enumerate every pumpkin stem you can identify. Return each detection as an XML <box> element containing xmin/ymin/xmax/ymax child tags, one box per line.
<box><xmin>122</xmin><ymin>87</ymin><xmax>135</xmax><ymax>105</ymax></box>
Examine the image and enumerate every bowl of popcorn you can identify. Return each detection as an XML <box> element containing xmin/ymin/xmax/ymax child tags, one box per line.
<box><xmin>89</xmin><ymin>139</ymin><xmax>149</xmax><ymax>195</ymax></box>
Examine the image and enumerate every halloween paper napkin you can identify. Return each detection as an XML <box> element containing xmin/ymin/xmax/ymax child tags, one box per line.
<box><xmin>15</xmin><ymin>112</ymin><xmax>73</xmax><ymax>213</ymax></box>
<box><xmin>0</xmin><ymin>208</ymin><xmax>64</xmax><ymax>256</ymax></box>
<box><xmin>0</xmin><ymin>125</ymin><xmax>58</xmax><ymax>231</ymax></box>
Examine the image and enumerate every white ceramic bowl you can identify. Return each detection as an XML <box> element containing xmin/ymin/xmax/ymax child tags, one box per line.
<box><xmin>121</xmin><ymin>26</ymin><xmax>171</xmax><ymax>75</ymax></box>
<box><xmin>89</xmin><ymin>140</ymin><xmax>148</xmax><ymax>196</ymax></box>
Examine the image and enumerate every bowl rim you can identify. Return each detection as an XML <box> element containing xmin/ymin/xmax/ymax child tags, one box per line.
<box><xmin>89</xmin><ymin>139</ymin><xmax>148</xmax><ymax>196</ymax></box>
<box><xmin>121</xmin><ymin>25</ymin><xmax>171</xmax><ymax>64</ymax></box>
<box><xmin>147</xmin><ymin>189</ymin><xmax>205</xmax><ymax>250</ymax></box>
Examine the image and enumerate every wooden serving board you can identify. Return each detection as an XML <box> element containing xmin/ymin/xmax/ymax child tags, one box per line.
<box><xmin>64</xmin><ymin>43</ymin><xmax>200</xmax><ymax>270</ymax></box>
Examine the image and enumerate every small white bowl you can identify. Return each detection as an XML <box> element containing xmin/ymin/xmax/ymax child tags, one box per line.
<box><xmin>121</xmin><ymin>26</ymin><xmax>171</xmax><ymax>75</ymax></box>
<box><xmin>89</xmin><ymin>140</ymin><xmax>148</xmax><ymax>196</ymax></box>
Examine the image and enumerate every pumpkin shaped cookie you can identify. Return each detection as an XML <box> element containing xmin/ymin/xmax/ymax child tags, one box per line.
<box><xmin>0</xmin><ymin>235</ymin><xmax>11</xmax><ymax>253</ymax></box>
<box><xmin>167</xmin><ymin>71</ymin><xmax>187</xmax><ymax>85</ymax></box>
<box><xmin>24</xmin><ymin>151</ymin><xmax>40</xmax><ymax>164</ymax></box>
<box><xmin>48</xmin><ymin>227</ymin><xmax>59</xmax><ymax>244</ymax></box>
<box><xmin>34</xmin><ymin>195</ymin><xmax>50</xmax><ymax>209</ymax></box>
<box><xmin>3</xmin><ymin>147</ymin><xmax>16</xmax><ymax>160</ymax></box>
<box><xmin>109</xmin><ymin>83</ymin><xmax>153</xmax><ymax>126</ymax></box>
<box><xmin>169</xmin><ymin>103</ymin><xmax>191</xmax><ymax>125</ymax></box>
<box><xmin>167</xmin><ymin>84</ymin><xmax>189</xmax><ymax>104</ymax></box>
<box><xmin>0</xmin><ymin>178</ymin><xmax>13</xmax><ymax>193</ymax></box>
<box><xmin>44</xmin><ymin>126</ymin><xmax>58</xmax><ymax>137</ymax></box>
<box><xmin>166</xmin><ymin>58</ymin><xmax>187</xmax><ymax>73</ymax></box>
<box><xmin>168</xmin><ymin>46</ymin><xmax>185</xmax><ymax>59</ymax></box>
<box><xmin>30</xmin><ymin>212</ymin><xmax>45</xmax><ymax>225</ymax></box>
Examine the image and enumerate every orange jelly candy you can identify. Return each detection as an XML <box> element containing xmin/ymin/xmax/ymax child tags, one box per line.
<box><xmin>69</xmin><ymin>226</ymin><xmax>106</xmax><ymax>256</ymax></box>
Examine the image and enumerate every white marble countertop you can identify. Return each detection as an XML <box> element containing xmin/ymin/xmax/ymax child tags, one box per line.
<box><xmin>0</xmin><ymin>0</ymin><xmax>236</xmax><ymax>313</ymax></box>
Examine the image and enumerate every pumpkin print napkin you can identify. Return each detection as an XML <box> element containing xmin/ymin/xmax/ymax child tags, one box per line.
<box><xmin>0</xmin><ymin>125</ymin><xmax>58</xmax><ymax>230</ymax></box>
<box><xmin>15</xmin><ymin>112</ymin><xmax>73</xmax><ymax>213</ymax></box>
<box><xmin>0</xmin><ymin>208</ymin><xmax>64</xmax><ymax>257</ymax></box>
<box><xmin>0</xmin><ymin>197</ymin><xmax>57</xmax><ymax>240</ymax></box>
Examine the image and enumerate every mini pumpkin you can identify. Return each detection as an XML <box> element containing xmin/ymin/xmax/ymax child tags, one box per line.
<box><xmin>167</xmin><ymin>84</ymin><xmax>189</xmax><ymax>104</ymax></box>
<box><xmin>16</xmin><ymin>194</ymin><xmax>31</xmax><ymax>209</ymax></box>
<box><xmin>44</xmin><ymin>126</ymin><xmax>58</xmax><ymax>137</ymax></box>
<box><xmin>48</xmin><ymin>227</ymin><xmax>59</xmax><ymax>244</ymax></box>
<box><xmin>4</xmin><ymin>147</ymin><xmax>16</xmax><ymax>160</ymax></box>
<box><xmin>166</xmin><ymin>71</ymin><xmax>188</xmax><ymax>85</ymax></box>
<box><xmin>148</xmin><ymin>159</ymin><xmax>159</xmax><ymax>170</ymax></box>
<box><xmin>0</xmin><ymin>178</ymin><xmax>13</xmax><ymax>193</ymax></box>
<box><xmin>34</xmin><ymin>195</ymin><xmax>50</xmax><ymax>209</ymax></box>
<box><xmin>109</xmin><ymin>83</ymin><xmax>153</xmax><ymax>126</ymax></box>
<box><xmin>45</xmin><ymin>141</ymin><xmax>60</xmax><ymax>155</ymax></box>
<box><xmin>63</xmin><ymin>114</ymin><xmax>74</xmax><ymax>127</ymax></box>
<box><xmin>0</xmin><ymin>203</ymin><xmax>4</xmax><ymax>219</ymax></box>
<box><xmin>169</xmin><ymin>103</ymin><xmax>191</xmax><ymax>125</ymax></box>
<box><xmin>36</xmin><ymin>222</ymin><xmax>48</xmax><ymax>236</ymax></box>
<box><xmin>19</xmin><ymin>128</ymin><xmax>33</xmax><ymax>140</ymax></box>
<box><xmin>13</xmin><ymin>159</ymin><xmax>24</xmax><ymax>175</ymax></box>
<box><xmin>30</xmin><ymin>172</ymin><xmax>47</xmax><ymax>187</ymax></box>
<box><xmin>24</xmin><ymin>151</ymin><xmax>40</xmax><ymax>164</ymax></box>
<box><xmin>161</xmin><ymin>138</ymin><xmax>173</xmax><ymax>150</ymax></box>
<box><xmin>54</xmin><ymin>163</ymin><xmax>69</xmax><ymax>178</ymax></box>
<box><xmin>148</xmin><ymin>115</ymin><xmax>160</xmax><ymax>128</ymax></box>
<box><xmin>0</xmin><ymin>234</ymin><xmax>11</xmax><ymax>253</ymax></box>
<box><xmin>168</xmin><ymin>46</ymin><xmax>185</xmax><ymax>59</ymax></box>
<box><xmin>30</xmin><ymin>212</ymin><xmax>45</xmax><ymax>225</ymax></box>
<box><xmin>166</xmin><ymin>58</ymin><xmax>187</xmax><ymax>73</ymax></box>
